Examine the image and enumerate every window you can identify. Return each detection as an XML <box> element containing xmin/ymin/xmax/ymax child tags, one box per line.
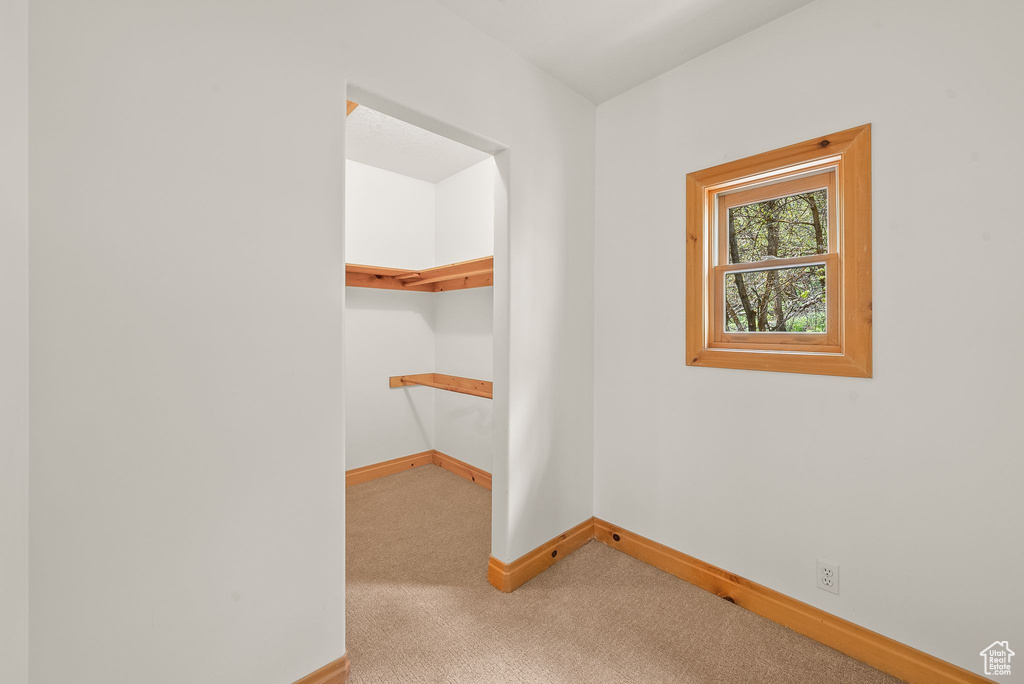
<box><xmin>686</xmin><ymin>125</ymin><xmax>871</xmax><ymax>377</ymax></box>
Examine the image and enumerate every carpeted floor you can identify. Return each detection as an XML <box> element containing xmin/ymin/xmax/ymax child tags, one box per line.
<box><xmin>346</xmin><ymin>465</ymin><xmax>900</xmax><ymax>684</ymax></box>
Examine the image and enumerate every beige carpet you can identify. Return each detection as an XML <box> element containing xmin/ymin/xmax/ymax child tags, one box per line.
<box><xmin>347</xmin><ymin>466</ymin><xmax>899</xmax><ymax>684</ymax></box>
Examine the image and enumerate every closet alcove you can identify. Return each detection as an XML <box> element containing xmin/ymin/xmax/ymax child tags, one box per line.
<box><xmin>343</xmin><ymin>99</ymin><xmax>496</xmax><ymax>490</ymax></box>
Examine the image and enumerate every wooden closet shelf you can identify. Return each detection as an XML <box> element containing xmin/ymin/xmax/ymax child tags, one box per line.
<box><xmin>346</xmin><ymin>256</ymin><xmax>493</xmax><ymax>292</ymax></box>
<box><xmin>389</xmin><ymin>373</ymin><xmax>493</xmax><ymax>399</ymax></box>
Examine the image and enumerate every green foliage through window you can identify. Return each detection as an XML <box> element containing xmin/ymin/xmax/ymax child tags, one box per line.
<box><xmin>724</xmin><ymin>188</ymin><xmax>828</xmax><ymax>333</ymax></box>
<box><xmin>725</xmin><ymin>264</ymin><xmax>827</xmax><ymax>333</ymax></box>
<box><xmin>728</xmin><ymin>189</ymin><xmax>827</xmax><ymax>263</ymax></box>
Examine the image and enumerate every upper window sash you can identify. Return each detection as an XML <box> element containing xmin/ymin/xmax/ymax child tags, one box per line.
<box><xmin>714</xmin><ymin>168</ymin><xmax>837</xmax><ymax>268</ymax></box>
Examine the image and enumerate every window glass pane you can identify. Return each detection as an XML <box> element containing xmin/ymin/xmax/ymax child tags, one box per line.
<box><xmin>725</xmin><ymin>264</ymin><xmax>826</xmax><ymax>333</ymax></box>
<box><xmin>728</xmin><ymin>188</ymin><xmax>827</xmax><ymax>264</ymax></box>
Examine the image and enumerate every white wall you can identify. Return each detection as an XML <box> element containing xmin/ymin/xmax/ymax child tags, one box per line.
<box><xmin>435</xmin><ymin>158</ymin><xmax>496</xmax><ymax>264</ymax></box>
<box><xmin>0</xmin><ymin>0</ymin><xmax>29</xmax><ymax>681</ymax></box>
<box><xmin>434</xmin><ymin>288</ymin><xmax>494</xmax><ymax>471</ymax></box>
<box><xmin>30</xmin><ymin>2</ymin><xmax>349</xmax><ymax>681</ymax></box>
<box><xmin>434</xmin><ymin>159</ymin><xmax>495</xmax><ymax>472</ymax></box>
<box><xmin>345</xmin><ymin>160</ymin><xmax>436</xmax><ymax>269</ymax></box>
<box><xmin>593</xmin><ymin>0</ymin><xmax>1023</xmax><ymax>674</ymax></box>
<box><xmin>346</xmin><ymin>288</ymin><xmax>436</xmax><ymax>469</ymax></box>
<box><xmin>345</xmin><ymin>161</ymin><xmax>436</xmax><ymax>469</ymax></box>
<box><xmin>29</xmin><ymin>1</ymin><xmax>594</xmax><ymax>682</ymax></box>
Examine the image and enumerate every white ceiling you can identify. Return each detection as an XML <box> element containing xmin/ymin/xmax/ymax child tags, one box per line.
<box><xmin>434</xmin><ymin>0</ymin><xmax>815</xmax><ymax>104</ymax></box>
<box><xmin>346</xmin><ymin>105</ymin><xmax>491</xmax><ymax>184</ymax></box>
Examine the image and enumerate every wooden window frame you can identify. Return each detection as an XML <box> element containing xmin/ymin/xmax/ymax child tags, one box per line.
<box><xmin>686</xmin><ymin>125</ymin><xmax>871</xmax><ymax>377</ymax></box>
<box><xmin>712</xmin><ymin>170</ymin><xmax>838</xmax><ymax>352</ymax></box>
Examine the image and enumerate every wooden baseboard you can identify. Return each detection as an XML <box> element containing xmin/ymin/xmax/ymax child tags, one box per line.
<box><xmin>346</xmin><ymin>450</ymin><xmax>434</xmax><ymax>487</ymax></box>
<box><xmin>432</xmin><ymin>450</ymin><xmax>492</xmax><ymax>490</ymax></box>
<box><xmin>292</xmin><ymin>654</ymin><xmax>350</xmax><ymax>684</ymax></box>
<box><xmin>593</xmin><ymin>519</ymin><xmax>987</xmax><ymax>684</ymax></box>
<box><xmin>488</xmin><ymin>517</ymin><xmax>595</xmax><ymax>593</ymax></box>
<box><xmin>347</xmin><ymin>449</ymin><xmax>492</xmax><ymax>490</ymax></box>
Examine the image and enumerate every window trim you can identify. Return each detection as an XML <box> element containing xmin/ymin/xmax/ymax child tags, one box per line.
<box><xmin>685</xmin><ymin>125</ymin><xmax>872</xmax><ymax>377</ymax></box>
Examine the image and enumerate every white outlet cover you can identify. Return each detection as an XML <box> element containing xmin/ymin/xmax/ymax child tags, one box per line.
<box><xmin>817</xmin><ymin>558</ymin><xmax>839</xmax><ymax>595</ymax></box>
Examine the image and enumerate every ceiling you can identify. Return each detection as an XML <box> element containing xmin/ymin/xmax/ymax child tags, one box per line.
<box><xmin>346</xmin><ymin>105</ymin><xmax>491</xmax><ymax>184</ymax></box>
<box><xmin>434</xmin><ymin>0</ymin><xmax>815</xmax><ymax>104</ymax></box>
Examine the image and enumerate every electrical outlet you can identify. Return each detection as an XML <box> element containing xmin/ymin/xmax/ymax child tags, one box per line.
<box><xmin>817</xmin><ymin>558</ymin><xmax>839</xmax><ymax>595</ymax></box>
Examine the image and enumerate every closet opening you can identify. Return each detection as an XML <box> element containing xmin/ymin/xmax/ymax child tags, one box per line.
<box><xmin>343</xmin><ymin>90</ymin><xmax>509</xmax><ymax>626</ymax></box>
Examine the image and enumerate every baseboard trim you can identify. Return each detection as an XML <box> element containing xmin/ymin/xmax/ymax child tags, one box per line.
<box><xmin>292</xmin><ymin>654</ymin><xmax>350</xmax><ymax>684</ymax></box>
<box><xmin>488</xmin><ymin>517</ymin><xmax>595</xmax><ymax>592</ymax></box>
<box><xmin>432</xmin><ymin>450</ymin><xmax>492</xmax><ymax>490</ymax></box>
<box><xmin>347</xmin><ymin>450</ymin><xmax>492</xmax><ymax>490</ymax></box>
<box><xmin>346</xmin><ymin>450</ymin><xmax>434</xmax><ymax>487</ymax></box>
<box><xmin>593</xmin><ymin>519</ymin><xmax>987</xmax><ymax>684</ymax></box>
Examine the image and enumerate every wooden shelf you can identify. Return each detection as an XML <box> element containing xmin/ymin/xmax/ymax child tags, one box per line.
<box><xmin>389</xmin><ymin>373</ymin><xmax>492</xmax><ymax>399</ymax></box>
<box><xmin>346</xmin><ymin>256</ymin><xmax>493</xmax><ymax>292</ymax></box>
